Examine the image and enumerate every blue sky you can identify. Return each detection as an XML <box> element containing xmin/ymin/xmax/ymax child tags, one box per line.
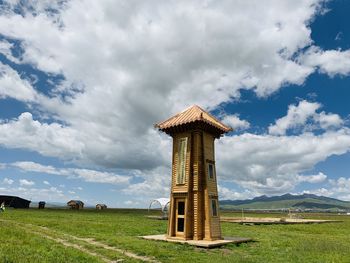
<box><xmin>0</xmin><ymin>0</ymin><xmax>350</xmax><ymax>207</ymax></box>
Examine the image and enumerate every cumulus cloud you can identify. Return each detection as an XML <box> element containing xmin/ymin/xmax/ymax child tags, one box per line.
<box><xmin>122</xmin><ymin>166</ymin><xmax>171</xmax><ymax>198</ymax></box>
<box><xmin>269</xmin><ymin>100</ymin><xmax>343</xmax><ymax>135</ymax></box>
<box><xmin>314</xmin><ymin>111</ymin><xmax>344</xmax><ymax>130</ymax></box>
<box><xmin>297</xmin><ymin>172</ymin><xmax>327</xmax><ymax>183</ymax></box>
<box><xmin>221</xmin><ymin>115</ymin><xmax>250</xmax><ymax>130</ymax></box>
<box><xmin>0</xmin><ymin>109</ymin><xmax>170</xmax><ymax>170</ymax></box>
<box><xmin>329</xmin><ymin>177</ymin><xmax>350</xmax><ymax>196</ymax></box>
<box><xmin>2</xmin><ymin>177</ymin><xmax>14</xmax><ymax>185</ymax></box>
<box><xmin>218</xmin><ymin>185</ymin><xmax>253</xmax><ymax>200</ymax></box>
<box><xmin>12</xmin><ymin>161</ymin><xmax>131</xmax><ymax>185</ymax></box>
<box><xmin>19</xmin><ymin>179</ymin><xmax>35</xmax><ymax>186</ymax></box>
<box><xmin>0</xmin><ymin>112</ymin><xmax>84</xmax><ymax>160</ymax></box>
<box><xmin>299</xmin><ymin>47</ymin><xmax>350</xmax><ymax>76</ymax></box>
<box><xmin>0</xmin><ymin>0</ymin><xmax>349</xmax><ymax>172</ymax></box>
<box><xmin>302</xmin><ymin>177</ymin><xmax>350</xmax><ymax>201</ymax></box>
<box><xmin>0</xmin><ymin>1</ymin><xmax>350</xmax><ymax>200</ymax></box>
<box><xmin>216</xmin><ymin>128</ymin><xmax>350</xmax><ymax>195</ymax></box>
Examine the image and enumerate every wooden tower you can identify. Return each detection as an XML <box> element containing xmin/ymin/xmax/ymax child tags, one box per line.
<box><xmin>155</xmin><ymin>105</ymin><xmax>232</xmax><ymax>241</ymax></box>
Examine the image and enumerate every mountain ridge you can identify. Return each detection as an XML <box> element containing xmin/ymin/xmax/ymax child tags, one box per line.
<box><xmin>220</xmin><ymin>193</ymin><xmax>350</xmax><ymax>210</ymax></box>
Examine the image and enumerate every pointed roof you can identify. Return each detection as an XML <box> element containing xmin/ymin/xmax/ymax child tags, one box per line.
<box><xmin>155</xmin><ymin>105</ymin><xmax>232</xmax><ymax>136</ymax></box>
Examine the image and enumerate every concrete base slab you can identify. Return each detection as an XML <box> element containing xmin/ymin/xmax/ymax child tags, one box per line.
<box><xmin>140</xmin><ymin>234</ymin><xmax>252</xmax><ymax>248</ymax></box>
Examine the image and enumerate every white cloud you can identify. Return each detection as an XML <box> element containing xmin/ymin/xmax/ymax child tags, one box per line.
<box><xmin>123</xmin><ymin>166</ymin><xmax>171</xmax><ymax>199</ymax></box>
<box><xmin>71</xmin><ymin>169</ymin><xmax>130</xmax><ymax>185</ymax></box>
<box><xmin>314</xmin><ymin>111</ymin><xmax>343</xmax><ymax>130</ymax></box>
<box><xmin>12</xmin><ymin>161</ymin><xmax>131</xmax><ymax>185</ymax></box>
<box><xmin>43</xmin><ymin>180</ymin><xmax>50</xmax><ymax>185</ymax></box>
<box><xmin>218</xmin><ymin>185</ymin><xmax>253</xmax><ymax>200</ymax></box>
<box><xmin>0</xmin><ymin>111</ymin><xmax>169</xmax><ymax>170</ymax></box>
<box><xmin>0</xmin><ymin>62</ymin><xmax>38</xmax><ymax>101</ymax></box>
<box><xmin>221</xmin><ymin>115</ymin><xmax>250</xmax><ymax>130</ymax></box>
<box><xmin>0</xmin><ymin>113</ymin><xmax>84</xmax><ymax>160</ymax></box>
<box><xmin>0</xmin><ymin>1</ymin><xmax>349</xmax><ymax>200</ymax></box>
<box><xmin>297</xmin><ymin>172</ymin><xmax>327</xmax><ymax>183</ymax></box>
<box><xmin>302</xmin><ymin>177</ymin><xmax>350</xmax><ymax>201</ymax></box>
<box><xmin>0</xmin><ymin>39</ymin><xmax>20</xmax><ymax>63</ymax></box>
<box><xmin>329</xmin><ymin>177</ymin><xmax>350</xmax><ymax>196</ymax></box>
<box><xmin>302</xmin><ymin>188</ymin><xmax>333</xmax><ymax>197</ymax></box>
<box><xmin>269</xmin><ymin>100</ymin><xmax>343</xmax><ymax>135</ymax></box>
<box><xmin>269</xmin><ymin>100</ymin><xmax>320</xmax><ymax>135</ymax></box>
<box><xmin>300</xmin><ymin>47</ymin><xmax>350</xmax><ymax>77</ymax></box>
<box><xmin>0</xmin><ymin>0</ymin><xmax>348</xmax><ymax>172</ymax></box>
<box><xmin>19</xmin><ymin>179</ymin><xmax>35</xmax><ymax>186</ymax></box>
<box><xmin>216</xmin><ymin>128</ymin><xmax>350</xmax><ymax>195</ymax></box>
<box><xmin>13</xmin><ymin>161</ymin><xmax>59</xmax><ymax>175</ymax></box>
<box><xmin>2</xmin><ymin>177</ymin><xmax>14</xmax><ymax>185</ymax></box>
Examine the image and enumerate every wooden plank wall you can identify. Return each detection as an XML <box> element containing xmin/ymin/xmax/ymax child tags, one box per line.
<box><xmin>168</xmin><ymin>130</ymin><xmax>222</xmax><ymax>241</ymax></box>
<box><xmin>203</xmin><ymin>132</ymin><xmax>222</xmax><ymax>240</ymax></box>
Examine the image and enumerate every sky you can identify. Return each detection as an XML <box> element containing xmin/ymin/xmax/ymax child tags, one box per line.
<box><xmin>0</xmin><ymin>0</ymin><xmax>350</xmax><ymax>208</ymax></box>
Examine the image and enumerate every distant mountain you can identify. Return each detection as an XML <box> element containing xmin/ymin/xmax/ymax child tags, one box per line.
<box><xmin>220</xmin><ymin>193</ymin><xmax>350</xmax><ymax>211</ymax></box>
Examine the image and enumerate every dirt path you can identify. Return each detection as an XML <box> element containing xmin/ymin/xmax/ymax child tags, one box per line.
<box><xmin>28</xmin><ymin>229</ymin><xmax>122</xmax><ymax>263</ymax></box>
<box><xmin>0</xmin><ymin>219</ymin><xmax>160</xmax><ymax>263</ymax></box>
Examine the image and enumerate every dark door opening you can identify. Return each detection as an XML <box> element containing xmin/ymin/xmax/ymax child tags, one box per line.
<box><xmin>176</xmin><ymin>200</ymin><xmax>185</xmax><ymax>234</ymax></box>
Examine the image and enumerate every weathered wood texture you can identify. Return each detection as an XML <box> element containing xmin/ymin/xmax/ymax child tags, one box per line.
<box><xmin>157</xmin><ymin>105</ymin><xmax>231</xmax><ymax>241</ymax></box>
<box><xmin>168</xmin><ymin>130</ymin><xmax>222</xmax><ymax>241</ymax></box>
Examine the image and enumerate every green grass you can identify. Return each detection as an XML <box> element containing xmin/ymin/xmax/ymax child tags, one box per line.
<box><xmin>1</xmin><ymin>209</ymin><xmax>350</xmax><ymax>262</ymax></box>
<box><xmin>0</xmin><ymin>220</ymin><xmax>101</xmax><ymax>263</ymax></box>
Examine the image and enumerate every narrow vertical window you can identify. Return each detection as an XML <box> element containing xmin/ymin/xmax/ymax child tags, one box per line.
<box><xmin>211</xmin><ymin>199</ymin><xmax>218</xmax><ymax>217</ymax></box>
<box><xmin>207</xmin><ymin>163</ymin><xmax>215</xmax><ymax>180</ymax></box>
<box><xmin>177</xmin><ymin>138</ymin><xmax>187</xmax><ymax>184</ymax></box>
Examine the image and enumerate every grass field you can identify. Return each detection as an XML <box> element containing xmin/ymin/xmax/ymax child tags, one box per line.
<box><xmin>1</xmin><ymin>209</ymin><xmax>350</xmax><ymax>263</ymax></box>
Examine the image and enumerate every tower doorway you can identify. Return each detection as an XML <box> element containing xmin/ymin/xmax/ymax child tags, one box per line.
<box><xmin>175</xmin><ymin>199</ymin><xmax>185</xmax><ymax>236</ymax></box>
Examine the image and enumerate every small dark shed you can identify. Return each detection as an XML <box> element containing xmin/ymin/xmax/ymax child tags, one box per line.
<box><xmin>67</xmin><ymin>200</ymin><xmax>84</xmax><ymax>210</ymax></box>
<box><xmin>96</xmin><ymin>204</ymin><xmax>107</xmax><ymax>210</ymax></box>
<box><xmin>38</xmin><ymin>201</ymin><xmax>46</xmax><ymax>209</ymax></box>
<box><xmin>0</xmin><ymin>195</ymin><xmax>31</xmax><ymax>208</ymax></box>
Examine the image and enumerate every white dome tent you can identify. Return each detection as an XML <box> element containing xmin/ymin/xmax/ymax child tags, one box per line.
<box><xmin>148</xmin><ymin>198</ymin><xmax>170</xmax><ymax>219</ymax></box>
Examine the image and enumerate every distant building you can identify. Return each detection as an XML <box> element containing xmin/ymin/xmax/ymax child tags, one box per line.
<box><xmin>38</xmin><ymin>201</ymin><xmax>46</xmax><ymax>209</ymax></box>
<box><xmin>67</xmin><ymin>200</ymin><xmax>84</xmax><ymax>210</ymax></box>
<box><xmin>96</xmin><ymin>204</ymin><xmax>107</xmax><ymax>210</ymax></box>
<box><xmin>0</xmin><ymin>195</ymin><xmax>31</xmax><ymax>208</ymax></box>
